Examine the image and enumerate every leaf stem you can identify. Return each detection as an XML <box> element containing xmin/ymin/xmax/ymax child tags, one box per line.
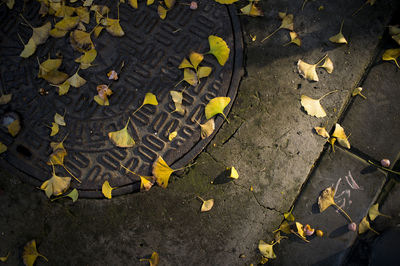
<box><xmin>301</xmin><ymin>0</ymin><xmax>308</xmax><ymax>11</ymax></box>
<box><xmin>315</xmin><ymin>54</ymin><xmax>328</xmax><ymax>66</ymax></box>
<box><xmin>339</xmin><ymin>20</ymin><xmax>345</xmax><ymax>33</ymax></box>
<box><xmin>50</xmin><ymin>194</ymin><xmax>67</xmax><ymax>201</ymax></box>
<box><xmin>352</xmin><ymin>2</ymin><xmax>367</xmax><ymax>16</ymax></box>
<box><xmin>132</xmin><ymin>104</ymin><xmax>144</xmax><ymax>116</ymax></box>
<box><xmin>38</xmin><ymin>254</ymin><xmax>49</xmax><ymax>262</ymax></box>
<box><xmin>318</xmin><ymin>90</ymin><xmax>338</xmax><ymax>101</ymax></box>
<box><xmin>19</xmin><ymin>14</ymin><xmax>33</xmax><ymax>29</ymax></box>
<box><xmin>394</xmin><ymin>59</ymin><xmax>400</xmax><ymax>69</ymax></box>
<box><xmin>358</xmin><ymin>92</ymin><xmax>367</xmax><ymax>99</ymax></box>
<box><xmin>120</xmin><ymin>163</ymin><xmax>138</xmax><ymax>176</ymax></box>
<box><xmin>175</xmin><ymin>162</ymin><xmax>197</xmax><ymax>172</ymax></box>
<box><xmin>369</xmin><ymin>227</ymin><xmax>380</xmax><ymax>235</ymax></box>
<box><xmin>221</xmin><ymin>112</ymin><xmax>230</xmax><ymax>124</ymax></box>
<box><xmin>17</xmin><ymin>33</ymin><xmax>25</xmax><ymax>45</ymax></box>
<box><xmin>291</xmin><ymin>231</ymin><xmax>310</xmax><ymax>243</ymax></box>
<box><xmin>261</xmin><ymin>27</ymin><xmax>280</xmax><ymax>43</ymax></box>
<box><xmin>174</xmin><ymin>79</ymin><xmax>183</xmax><ymax>88</ymax></box>
<box><xmin>197</xmin><ymin>196</ymin><xmax>205</xmax><ymax>202</ymax></box>
<box><xmin>62</xmin><ymin>165</ymin><xmax>82</xmax><ymax>183</ymax></box>
<box><xmin>367</xmin><ymin>160</ymin><xmax>400</xmax><ymax>175</ymax></box>
<box><xmin>333</xmin><ymin>203</ymin><xmax>353</xmax><ymax>223</ymax></box>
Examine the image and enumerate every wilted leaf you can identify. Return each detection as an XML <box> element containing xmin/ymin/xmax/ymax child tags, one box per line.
<box><xmin>198</xmin><ymin>196</ymin><xmax>214</xmax><ymax>212</ymax></box>
<box><xmin>258</xmin><ymin>240</ymin><xmax>276</xmax><ymax>259</ymax></box>
<box><xmin>314</xmin><ymin>126</ymin><xmax>330</xmax><ymax>138</ymax></box>
<box><xmin>54</xmin><ymin>112</ymin><xmax>66</xmax><ymax>126</ymax></box>
<box><xmin>8</xmin><ymin>119</ymin><xmax>20</xmax><ymax>136</ymax></box>
<box><xmin>208</xmin><ymin>35</ymin><xmax>230</xmax><ymax>66</ymax></box>
<box><xmin>189</xmin><ymin>52</ymin><xmax>203</xmax><ymax>70</ymax></box>
<box><xmin>297</xmin><ymin>60</ymin><xmax>319</xmax><ymax>81</ymax></box>
<box><xmin>48</xmin><ymin>146</ymin><xmax>67</xmax><ymax>165</ymax></box>
<box><xmin>0</xmin><ymin>142</ymin><xmax>7</xmax><ymax>154</ymax></box>
<box><xmin>205</xmin><ymin>97</ymin><xmax>230</xmax><ymax>121</ymax></box>
<box><xmin>228</xmin><ymin>166</ymin><xmax>239</xmax><ymax>179</ymax></box>
<box><xmin>320</xmin><ymin>57</ymin><xmax>334</xmax><ymax>73</ymax></box>
<box><xmin>140</xmin><ymin>251</ymin><xmax>159</xmax><ymax>266</ymax></box>
<box><xmin>358</xmin><ymin>216</ymin><xmax>379</xmax><ymax>235</ymax></box>
<box><xmin>170</xmin><ymin>90</ymin><xmax>185</xmax><ymax>115</ymax></box>
<box><xmin>23</xmin><ymin>240</ymin><xmax>48</xmax><ymax>266</ymax></box>
<box><xmin>200</xmin><ymin>118</ymin><xmax>215</xmax><ymax>139</ymax></box>
<box><xmin>158</xmin><ymin>5</ymin><xmax>167</xmax><ymax>20</ymax></box>
<box><xmin>50</xmin><ymin>122</ymin><xmax>59</xmax><ymax>136</ymax></box>
<box><xmin>284</xmin><ymin>206</ymin><xmax>295</xmax><ymax>222</ymax></box>
<box><xmin>214</xmin><ymin>0</ymin><xmax>238</xmax><ymax>3</ymax></box>
<box><xmin>0</xmin><ymin>94</ymin><xmax>12</xmax><ymax>105</ymax></box>
<box><xmin>107</xmin><ymin>70</ymin><xmax>118</xmax><ymax>80</ymax></box>
<box><xmin>140</xmin><ymin>176</ymin><xmax>154</xmax><ymax>191</ymax></box>
<box><xmin>329</xmin><ymin>20</ymin><xmax>348</xmax><ymax>44</ymax></box>
<box><xmin>75</xmin><ymin>49</ymin><xmax>97</xmax><ymax>69</ymax></box>
<box><xmin>55</xmin><ymin>16</ymin><xmax>80</xmax><ymax>31</ymax></box>
<box><xmin>332</xmin><ymin>123</ymin><xmax>350</xmax><ymax>149</ymax></box>
<box><xmin>168</xmin><ymin>131</ymin><xmax>177</xmax><ymax>141</ymax></box>
<box><xmin>102</xmin><ymin>180</ymin><xmax>115</xmax><ymax>199</ymax></box>
<box><xmin>368</xmin><ymin>203</ymin><xmax>391</xmax><ymax>221</ymax></box>
<box><xmin>54</xmin><ymin>4</ymin><xmax>75</xmax><ymax>17</ymax></box>
<box><xmin>94</xmin><ymin>84</ymin><xmax>112</xmax><ymax>106</ymax></box>
<box><xmin>41</xmin><ymin>172</ymin><xmax>71</xmax><ymax>198</ymax></box>
<box><xmin>108</xmin><ymin>119</ymin><xmax>135</xmax><ymax>148</ymax></box>
<box><xmin>382</xmin><ymin>48</ymin><xmax>400</xmax><ymax>68</ymax></box>
<box><xmin>20</xmin><ymin>38</ymin><xmax>37</xmax><ymax>58</ymax></box>
<box><xmin>240</xmin><ymin>2</ymin><xmax>263</xmax><ymax>17</ymax></box>
<box><xmin>0</xmin><ymin>251</ymin><xmax>10</xmax><ymax>262</ymax></box>
<box><xmin>67</xmin><ymin>70</ymin><xmax>86</xmax><ymax>87</ymax></box>
<box><xmin>152</xmin><ymin>156</ymin><xmax>174</xmax><ymax>188</ymax></box>
<box><xmin>75</xmin><ymin>6</ymin><xmax>90</xmax><ymax>24</ymax></box>
<box><xmin>93</xmin><ymin>25</ymin><xmax>104</xmax><ymax>38</ymax></box>
<box><xmin>71</xmin><ymin>30</ymin><xmax>94</xmax><ymax>51</ymax></box>
<box><xmin>32</xmin><ymin>21</ymin><xmax>51</xmax><ymax>45</ymax></box>
<box><xmin>105</xmin><ymin>18</ymin><xmax>124</xmax><ymax>37</ymax></box>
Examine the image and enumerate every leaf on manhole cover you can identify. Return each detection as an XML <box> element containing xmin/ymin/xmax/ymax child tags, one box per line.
<box><xmin>102</xmin><ymin>180</ymin><xmax>115</xmax><ymax>199</ymax></box>
<box><xmin>41</xmin><ymin>166</ymin><xmax>71</xmax><ymax>198</ymax></box>
<box><xmin>205</xmin><ymin>97</ymin><xmax>230</xmax><ymax>121</ymax></box>
<box><xmin>108</xmin><ymin>118</ymin><xmax>135</xmax><ymax>148</ymax></box>
<box><xmin>208</xmin><ymin>35</ymin><xmax>230</xmax><ymax>66</ymax></box>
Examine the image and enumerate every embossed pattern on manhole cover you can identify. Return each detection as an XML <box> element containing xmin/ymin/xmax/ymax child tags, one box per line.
<box><xmin>0</xmin><ymin>0</ymin><xmax>243</xmax><ymax>198</ymax></box>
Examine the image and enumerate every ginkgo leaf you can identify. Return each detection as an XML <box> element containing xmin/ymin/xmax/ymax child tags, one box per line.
<box><xmin>102</xmin><ymin>180</ymin><xmax>115</xmax><ymax>199</ymax></box>
<box><xmin>54</xmin><ymin>80</ymin><xmax>71</xmax><ymax>95</ymax></box>
<box><xmin>54</xmin><ymin>4</ymin><xmax>75</xmax><ymax>17</ymax></box>
<box><xmin>197</xmin><ymin>66</ymin><xmax>212</xmax><ymax>79</ymax></box>
<box><xmin>170</xmin><ymin>90</ymin><xmax>185</xmax><ymax>115</ymax></box>
<box><xmin>280</xmin><ymin>13</ymin><xmax>294</xmax><ymax>31</ymax></box>
<box><xmin>83</xmin><ymin>0</ymin><xmax>94</xmax><ymax>6</ymax></box>
<box><xmin>54</xmin><ymin>113</ymin><xmax>66</xmax><ymax>126</ymax></box>
<box><xmin>93</xmin><ymin>25</ymin><xmax>104</xmax><ymax>38</ymax></box>
<box><xmin>143</xmin><ymin>93</ymin><xmax>158</xmax><ymax>106</ymax></box>
<box><xmin>75</xmin><ymin>6</ymin><xmax>90</xmax><ymax>24</ymax></box>
<box><xmin>152</xmin><ymin>156</ymin><xmax>174</xmax><ymax>188</ymax></box>
<box><xmin>55</xmin><ymin>16</ymin><xmax>80</xmax><ymax>31</ymax></box>
<box><xmin>301</xmin><ymin>91</ymin><xmax>336</xmax><ymax>118</ymax></box>
<box><xmin>8</xmin><ymin>119</ymin><xmax>20</xmax><ymax>136</ymax></box>
<box><xmin>352</xmin><ymin>87</ymin><xmax>367</xmax><ymax>99</ymax></box>
<box><xmin>228</xmin><ymin>166</ymin><xmax>239</xmax><ymax>179</ymax></box>
<box><xmin>295</xmin><ymin>222</ymin><xmax>306</xmax><ymax>239</ymax></box>
<box><xmin>108</xmin><ymin>119</ymin><xmax>135</xmax><ymax>148</ymax></box>
<box><xmin>183</xmin><ymin>68</ymin><xmax>198</xmax><ymax>86</ymax></box>
<box><xmin>50</xmin><ymin>122</ymin><xmax>59</xmax><ymax>136</ymax></box>
<box><xmin>240</xmin><ymin>2</ymin><xmax>263</xmax><ymax>17</ymax></box>
<box><xmin>5</xmin><ymin>0</ymin><xmax>14</xmax><ymax>9</ymax></box>
<box><xmin>42</xmin><ymin>70</ymin><xmax>69</xmax><ymax>85</ymax></box>
<box><xmin>49</xmin><ymin>28</ymin><xmax>68</xmax><ymax>38</ymax></box>
<box><xmin>94</xmin><ymin>84</ymin><xmax>113</xmax><ymax>106</ymax></box>
<box><xmin>358</xmin><ymin>216</ymin><xmax>379</xmax><ymax>234</ymax></box>
<box><xmin>205</xmin><ymin>97</ymin><xmax>230</xmax><ymax>121</ymax></box>
<box><xmin>147</xmin><ymin>0</ymin><xmax>155</xmax><ymax>5</ymax></box>
<box><xmin>392</xmin><ymin>34</ymin><xmax>400</xmax><ymax>46</ymax></box>
<box><xmin>320</xmin><ymin>57</ymin><xmax>334</xmax><ymax>73</ymax></box>
<box><xmin>105</xmin><ymin>18</ymin><xmax>125</xmax><ymax>37</ymax></box>
<box><xmin>314</xmin><ymin>126</ymin><xmax>330</xmax><ymax>138</ymax></box>
<box><xmin>75</xmin><ymin>49</ymin><xmax>97</xmax><ymax>69</ymax></box>
<box><xmin>197</xmin><ymin>196</ymin><xmax>214</xmax><ymax>212</ymax></box>
<box><xmin>283</xmin><ymin>206</ymin><xmax>295</xmax><ymax>222</ymax></box>
<box><xmin>318</xmin><ymin>187</ymin><xmax>353</xmax><ymax>222</ymax></box>
<box><xmin>214</xmin><ymin>0</ymin><xmax>238</xmax><ymax>4</ymax></box>
<box><xmin>329</xmin><ymin>21</ymin><xmax>348</xmax><ymax>44</ymax></box>
<box><xmin>65</xmin><ymin>188</ymin><xmax>79</xmax><ymax>202</ymax></box>
<box><xmin>140</xmin><ymin>251</ymin><xmax>159</xmax><ymax>266</ymax></box>
<box><xmin>48</xmin><ymin>147</ymin><xmax>67</xmax><ymax>165</ymax></box>
<box><xmin>200</xmin><ymin>118</ymin><xmax>215</xmax><ymax>139</ymax></box>
<box><xmin>0</xmin><ymin>142</ymin><xmax>7</xmax><ymax>154</ymax></box>
<box><xmin>39</xmin><ymin>58</ymin><xmax>62</xmax><ymax>74</ymax></box>
<box><xmin>332</xmin><ymin>123</ymin><xmax>350</xmax><ymax>149</ymax></box>
<box><xmin>168</xmin><ymin>131</ymin><xmax>177</xmax><ymax>141</ymax></box>
<box><xmin>32</xmin><ymin>21</ymin><xmax>51</xmax><ymax>45</ymax></box>
<box><xmin>179</xmin><ymin>58</ymin><xmax>193</xmax><ymax>69</ymax></box>
<box><xmin>0</xmin><ymin>251</ymin><xmax>10</xmax><ymax>262</ymax></box>
<box><xmin>140</xmin><ymin>176</ymin><xmax>154</xmax><ymax>191</ymax></box>
<box><xmin>258</xmin><ymin>240</ymin><xmax>276</xmax><ymax>259</ymax></box>
<box><xmin>297</xmin><ymin>60</ymin><xmax>318</xmax><ymax>81</ymax></box>
<box><xmin>0</xmin><ymin>94</ymin><xmax>12</xmax><ymax>105</ymax></box>
<box><xmin>71</xmin><ymin>30</ymin><xmax>94</xmax><ymax>51</ymax></box>
<box><xmin>94</xmin><ymin>95</ymin><xmax>109</xmax><ymax>106</ymax></box>
<box><xmin>165</xmin><ymin>0</ymin><xmax>176</xmax><ymax>9</ymax></box>
<box><xmin>23</xmin><ymin>240</ymin><xmax>48</xmax><ymax>266</ymax></box>
<box><xmin>382</xmin><ymin>48</ymin><xmax>400</xmax><ymax>68</ymax></box>
<box><xmin>208</xmin><ymin>35</ymin><xmax>230</xmax><ymax>66</ymax></box>
<box><xmin>368</xmin><ymin>203</ymin><xmax>391</xmax><ymax>221</ymax></box>
<box><xmin>41</xmin><ymin>173</ymin><xmax>71</xmax><ymax>198</ymax></box>
<box><xmin>20</xmin><ymin>38</ymin><xmax>37</xmax><ymax>58</ymax></box>
<box><xmin>107</xmin><ymin>70</ymin><xmax>118</xmax><ymax>80</ymax></box>
<box><xmin>158</xmin><ymin>5</ymin><xmax>167</xmax><ymax>20</ymax></box>
<box><xmin>284</xmin><ymin>31</ymin><xmax>301</xmax><ymax>46</ymax></box>
<box><xmin>274</xmin><ymin>220</ymin><xmax>291</xmax><ymax>234</ymax></box>
<box><xmin>67</xmin><ymin>71</ymin><xmax>86</xmax><ymax>88</ymax></box>
<box><xmin>189</xmin><ymin>52</ymin><xmax>203</xmax><ymax>70</ymax></box>
<box><xmin>129</xmin><ymin>0</ymin><xmax>138</xmax><ymax>8</ymax></box>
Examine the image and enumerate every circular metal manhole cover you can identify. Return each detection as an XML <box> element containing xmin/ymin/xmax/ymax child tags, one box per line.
<box><xmin>0</xmin><ymin>0</ymin><xmax>243</xmax><ymax>197</ymax></box>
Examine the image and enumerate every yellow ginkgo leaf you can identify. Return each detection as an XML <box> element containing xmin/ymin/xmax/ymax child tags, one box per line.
<box><xmin>208</xmin><ymin>35</ymin><xmax>230</xmax><ymax>66</ymax></box>
<box><xmin>352</xmin><ymin>87</ymin><xmax>367</xmax><ymax>99</ymax></box>
<box><xmin>152</xmin><ymin>156</ymin><xmax>174</xmax><ymax>188</ymax></box>
<box><xmin>301</xmin><ymin>90</ymin><xmax>337</xmax><ymax>118</ymax></box>
<box><xmin>368</xmin><ymin>203</ymin><xmax>391</xmax><ymax>221</ymax></box>
<box><xmin>48</xmin><ymin>147</ymin><xmax>67</xmax><ymax>165</ymax></box>
<box><xmin>20</xmin><ymin>38</ymin><xmax>37</xmax><ymax>58</ymax></box>
<box><xmin>5</xmin><ymin>0</ymin><xmax>14</xmax><ymax>9</ymax></box>
<box><xmin>197</xmin><ymin>66</ymin><xmax>212</xmax><ymax>79</ymax></box>
<box><xmin>42</xmin><ymin>70</ymin><xmax>69</xmax><ymax>85</ymax></box>
<box><xmin>105</xmin><ymin>18</ymin><xmax>125</xmax><ymax>37</ymax></box>
<box><xmin>129</xmin><ymin>0</ymin><xmax>138</xmax><ymax>8</ymax></box>
<box><xmin>67</xmin><ymin>70</ymin><xmax>86</xmax><ymax>88</ymax></box>
<box><xmin>23</xmin><ymin>240</ymin><xmax>48</xmax><ymax>266</ymax></box>
<box><xmin>198</xmin><ymin>196</ymin><xmax>214</xmax><ymax>212</ymax></box>
<box><xmin>214</xmin><ymin>0</ymin><xmax>238</xmax><ymax>4</ymax></box>
<box><xmin>158</xmin><ymin>5</ymin><xmax>168</xmax><ymax>20</ymax></box>
<box><xmin>295</xmin><ymin>222</ymin><xmax>306</xmax><ymax>239</ymax></box>
<box><xmin>320</xmin><ymin>57</ymin><xmax>334</xmax><ymax>73</ymax></box>
<box><xmin>147</xmin><ymin>0</ymin><xmax>155</xmax><ymax>5</ymax></box>
<box><xmin>283</xmin><ymin>206</ymin><xmax>295</xmax><ymax>222</ymax></box>
<box><xmin>143</xmin><ymin>92</ymin><xmax>158</xmax><ymax>106</ymax></box>
<box><xmin>41</xmin><ymin>168</ymin><xmax>71</xmax><ymax>198</ymax></box>
<box><xmin>50</xmin><ymin>122</ymin><xmax>60</xmax><ymax>136</ymax></box>
<box><xmin>329</xmin><ymin>20</ymin><xmax>348</xmax><ymax>44</ymax></box>
<box><xmin>189</xmin><ymin>52</ymin><xmax>203</xmax><ymax>70</ymax></box>
<box><xmin>205</xmin><ymin>97</ymin><xmax>230</xmax><ymax>121</ymax></box>
<box><xmin>32</xmin><ymin>21</ymin><xmax>51</xmax><ymax>45</ymax></box>
<box><xmin>75</xmin><ymin>6</ymin><xmax>90</xmax><ymax>24</ymax></box>
<box><xmin>358</xmin><ymin>216</ymin><xmax>379</xmax><ymax>234</ymax></box>
<box><xmin>55</xmin><ymin>16</ymin><xmax>80</xmax><ymax>31</ymax></box>
<box><xmin>107</xmin><ymin>70</ymin><xmax>118</xmax><ymax>80</ymax></box>
<box><xmin>274</xmin><ymin>220</ymin><xmax>291</xmax><ymax>234</ymax></box>
<box><xmin>140</xmin><ymin>176</ymin><xmax>154</xmax><ymax>191</ymax></box>
<box><xmin>108</xmin><ymin>119</ymin><xmax>135</xmax><ymax>148</ymax></box>
<box><xmin>228</xmin><ymin>166</ymin><xmax>239</xmax><ymax>179</ymax></box>
<box><xmin>54</xmin><ymin>80</ymin><xmax>71</xmax><ymax>96</ymax></box>
<box><xmin>39</xmin><ymin>58</ymin><xmax>62</xmax><ymax>74</ymax></box>
<box><xmin>102</xmin><ymin>180</ymin><xmax>115</xmax><ymax>199</ymax></box>
<box><xmin>332</xmin><ymin>123</ymin><xmax>350</xmax><ymax>149</ymax></box>
<box><xmin>49</xmin><ymin>27</ymin><xmax>68</xmax><ymax>38</ymax></box>
<box><xmin>170</xmin><ymin>90</ymin><xmax>185</xmax><ymax>115</ymax></box>
<box><xmin>93</xmin><ymin>25</ymin><xmax>104</xmax><ymax>38</ymax></box>
<box><xmin>240</xmin><ymin>2</ymin><xmax>263</xmax><ymax>17</ymax></box>
<box><xmin>318</xmin><ymin>187</ymin><xmax>353</xmax><ymax>222</ymax></box>
<box><xmin>51</xmin><ymin>188</ymin><xmax>79</xmax><ymax>202</ymax></box>
<box><xmin>200</xmin><ymin>118</ymin><xmax>215</xmax><ymax>139</ymax></box>
<box><xmin>258</xmin><ymin>240</ymin><xmax>276</xmax><ymax>259</ymax></box>
<box><xmin>94</xmin><ymin>95</ymin><xmax>109</xmax><ymax>106</ymax></box>
<box><xmin>8</xmin><ymin>119</ymin><xmax>20</xmax><ymax>136</ymax></box>
<box><xmin>297</xmin><ymin>60</ymin><xmax>319</xmax><ymax>81</ymax></box>
<box><xmin>284</xmin><ymin>31</ymin><xmax>301</xmax><ymax>46</ymax></box>
<box><xmin>165</xmin><ymin>0</ymin><xmax>176</xmax><ymax>9</ymax></box>
<box><xmin>54</xmin><ymin>112</ymin><xmax>66</xmax><ymax>126</ymax></box>
<box><xmin>140</xmin><ymin>251</ymin><xmax>159</xmax><ymax>266</ymax></box>
<box><xmin>0</xmin><ymin>142</ymin><xmax>7</xmax><ymax>154</ymax></box>
<box><xmin>183</xmin><ymin>68</ymin><xmax>198</xmax><ymax>86</ymax></box>
<box><xmin>168</xmin><ymin>131</ymin><xmax>177</xmax><ymax>141</ymax></box>
<box><xmin>54</xmin><ymin>4</ymin><xmax>75</xmax><ymax>17</ymax></box>
<box><xmin>0</xmin><ymin>251</ymin><xmax>10</xmax><ymax>262</ymax></box>
<box><xmin>75</xmin><ymin>49</ymin><xmax>97</xmax><ymax>69</ymax></box>
<box><xmin>280</xmin><ymin>13</ymin><xmax>294</xmax><ymax>31</ymax></box>
<box><xmin>0</xmin><ymin>94</ymin><xmax>12</xmax><ymax>105</ymax></box>
<box><xmin>179</xmin><ymin>58</ymin><xmax>193</xmax><ymax>69</ymax></box>
<box><xmin>71</xmin><ymin>30</ymin><xmax>94</xmax><ymax>51</ymax></box>
<box><xmin>382</xmin><ymin>48</ymin><xmax>400</xmax><ymax>68</ymax></box>
<box><xmin>314</xmin><ymin>126</ymin><xmax>330</xmax><ymax>138</ymax></box>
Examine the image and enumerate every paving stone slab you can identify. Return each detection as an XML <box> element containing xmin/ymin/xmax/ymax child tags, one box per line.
<box><xmin>342</xmin><ymin>62</ymin><xmax>400</xmax><ymax>163</ymax></box>
<box><xmin>269</xmin><ymin>148</ymin><xmax>386</xmax><ymax>266</ymax></box>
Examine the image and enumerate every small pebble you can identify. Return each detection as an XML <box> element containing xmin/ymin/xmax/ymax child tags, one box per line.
<box><xmin>190</xmin><ymin>1</ymin><xmax>198</xmax><ymax>10</ymax></box>
<box><xmin>380</xmin><ymin>159</ymin><xmax>390</xmax><ymax>168</ymax></box>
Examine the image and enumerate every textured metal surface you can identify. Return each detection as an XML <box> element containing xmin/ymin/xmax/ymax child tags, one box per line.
<box><xmin>0</xmin><ymin>0</ymin><xmax>243</xmax><ymax>197</ymax></box>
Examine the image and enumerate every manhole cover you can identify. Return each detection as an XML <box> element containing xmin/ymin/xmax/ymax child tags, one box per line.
<box><xmin>0</xmin><ymin>0</ymin><xmax>243</xmax><ymax>198</ymax></box>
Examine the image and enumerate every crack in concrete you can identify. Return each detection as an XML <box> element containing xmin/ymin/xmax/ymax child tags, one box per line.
<box><xmin>222</xmin><ymin>121</ymin><xmax>244</xmax><ymax>146</ymax></box>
